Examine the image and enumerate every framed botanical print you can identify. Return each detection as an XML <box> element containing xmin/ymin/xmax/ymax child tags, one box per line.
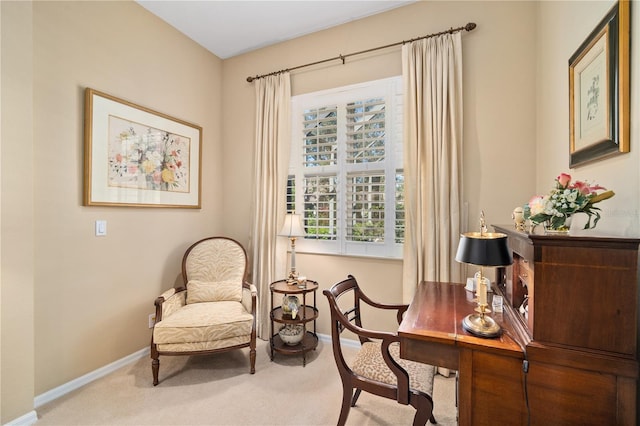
<box><xmin>84</xmin><ymin>88</ymin><xmax>202</xmax><ymax>208</ymax></box>
<box><xmin>569</xmin><ymin>1</ymin><xmax>630</xmax><ymax>168</ymax></box>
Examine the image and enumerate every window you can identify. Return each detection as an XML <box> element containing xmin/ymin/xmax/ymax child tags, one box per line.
<box><xmin>289</xmin><ymin>77</ymin><xmax>403</xmax><ymax>258</ymax></box>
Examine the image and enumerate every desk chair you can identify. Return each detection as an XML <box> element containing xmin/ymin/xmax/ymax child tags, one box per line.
<box><xmin>323</xmin><ymin>275</ymin><xmax>436</xmax><ymax>425</ymax></box>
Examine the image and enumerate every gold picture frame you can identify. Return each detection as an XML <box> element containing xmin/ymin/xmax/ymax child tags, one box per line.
<box><xmin>569</xmin><ymin>0</ymin><xmax>630</xmax><ymax>168</ymax></box>
<box><xmin>84</xmin><ymin>88</ymin><xmax>202</xmax><ymax>208</ymax></box>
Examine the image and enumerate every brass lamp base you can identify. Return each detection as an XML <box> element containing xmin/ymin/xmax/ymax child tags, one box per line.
<box><xmin>286</xmin><ymin>270</ymin><xmax>298</xmax><ymax>285</ymax></box>
<box><xmin>462</xmin><ymin>313</ymin><xmax>501</xmax><ymax>338</ymax></box>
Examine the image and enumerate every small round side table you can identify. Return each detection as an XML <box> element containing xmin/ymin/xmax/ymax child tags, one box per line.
<box><xmin>269</xmin><ymin>279</ymin><xmax>319</xmax><ymax>366</ymax></box>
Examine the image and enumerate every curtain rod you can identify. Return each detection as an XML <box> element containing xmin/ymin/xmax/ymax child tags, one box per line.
<box><xmin>246</xmin><ymin>22</ymin><xmax>476</xmax><ymax>83</ymax></box>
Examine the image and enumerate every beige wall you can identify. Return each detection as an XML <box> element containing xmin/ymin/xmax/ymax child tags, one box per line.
<box><xmin>222</xmin><ymin>0</ymin><xmax>537</xmax><ymax>334</ymax></box>
<box><xmin>536</xmin><ymin>0</ymin><xmax>640</xmax><ymax>237</ymax></box>
<box><xmin>1</xmin><ymin>2</ymin><xmax>35</xmax><ymax>422</ymax></box>
<box><xmin>2</xmin><ymin>0</ymin><xmax>223</xmax><ymax>422</ymax></box>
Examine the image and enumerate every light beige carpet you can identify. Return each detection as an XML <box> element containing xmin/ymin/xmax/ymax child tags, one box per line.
<box><xmin>36</xmin><ymin>339</ymin><xmax>457</xmax><ymax>425</ymax></box>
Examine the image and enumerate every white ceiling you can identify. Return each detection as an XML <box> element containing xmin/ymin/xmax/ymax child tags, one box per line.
<box><xmin>136</xmin><ymin>1</ymin><xmax>416</xmax><ymax>59</ymax></box>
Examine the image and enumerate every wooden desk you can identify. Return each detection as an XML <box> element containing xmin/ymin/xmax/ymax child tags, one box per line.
<box><xmin>399</xmin><ymin>281</ymin><xmax>527</xmax><ymax>425</ymax></box>
<box><xmin>400</xmin><ymin>280</ymin><xmax>638</xmax><ymax>425</ymax></box>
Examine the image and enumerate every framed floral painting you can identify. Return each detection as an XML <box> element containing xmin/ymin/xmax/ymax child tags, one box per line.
<box><xmin>568</xmin><ymin>0</ymin><xmax>630</xmax><ymax>168</ymax></box>
<box><xmin>84</xmin><ymin>88</ymin><xmax>202</xmax><ymax>208</ymax></box>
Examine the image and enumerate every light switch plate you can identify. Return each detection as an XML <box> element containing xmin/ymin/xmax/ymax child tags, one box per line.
<box><xmin>95</xmin><ymin>220</ymin><xmax>107</xmax><ymax>236</ymax></box>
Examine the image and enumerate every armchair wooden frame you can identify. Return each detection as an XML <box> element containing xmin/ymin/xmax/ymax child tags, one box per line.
<box><xmin>150</xmin><ymin>237</ymin><xmax>257</xmax><ymax>386</ymax></box>
<box><xmin>323</xmin><ymin>275</ymin><xmax>436</xmax><ymax>426</ymax></box>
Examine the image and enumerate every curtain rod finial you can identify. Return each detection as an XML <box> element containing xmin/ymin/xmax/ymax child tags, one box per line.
<box><xmin>247</xmin><ymin>76</ymin><xmax>255</xmax><ymax>83</ymax></box>
<box><xmin>465</xmin><ymin>22</ymin><xmax>477</xmax><ymax>32</ymax></box>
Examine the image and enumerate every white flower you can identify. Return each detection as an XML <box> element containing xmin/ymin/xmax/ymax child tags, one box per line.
<box><xmin>147</xmin><ymin>150</ymin><xmax>163</xmax><ymax>168</ymax></box>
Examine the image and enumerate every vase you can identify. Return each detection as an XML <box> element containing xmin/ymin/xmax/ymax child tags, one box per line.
<box><xmin>281</xmin><ymin>295</ymin><xmax>300</xmax><ymax>319</ymax></box>
<box><xmin>544</xmin><ymin>215</ymin><xmax>572</xmax><ymax>234</ymax></box>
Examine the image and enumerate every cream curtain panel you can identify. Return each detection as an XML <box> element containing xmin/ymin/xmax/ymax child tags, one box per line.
<box><xmin>401</xmin><ymin>32</ymin><xmax>464</xmax><ymax>303</ymax></box>
<box><xmin>249</xmin><ymin>73</ymin><xmax>291</xmax><ymax>339</ymax></box>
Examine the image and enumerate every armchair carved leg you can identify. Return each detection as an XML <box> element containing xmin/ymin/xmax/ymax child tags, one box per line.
<box><xmin>250</xmin><ymin>347</ymin><xmax>256</xmax><ymax>374</ymax></box>
<box><xmin>151</xmin><ymin>344</ymin><xmax>160</xmax><ymax>386</ymax></box>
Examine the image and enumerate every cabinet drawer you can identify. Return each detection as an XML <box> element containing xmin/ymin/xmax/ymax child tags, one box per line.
<box><xmin>516</xmin><ymin>257</ymin><xmax>533</xmax><ymax>288</ymax></box>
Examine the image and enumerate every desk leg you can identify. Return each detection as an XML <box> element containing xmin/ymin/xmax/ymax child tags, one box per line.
<box><xmin>457</xmin><ymin>349</ymin><xmax>473</xmax><ymax>426</ymax></box>
<box><xmin>458</xmin><ymin>349</ymin><xmax>527</xmax><ymax>425</ymax></box>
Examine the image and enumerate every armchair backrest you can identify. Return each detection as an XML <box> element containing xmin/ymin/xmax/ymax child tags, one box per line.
<box><xmin>182</xmin><ymin>237</ymin><xmax>248</xmax><ymax>285</ymax></box>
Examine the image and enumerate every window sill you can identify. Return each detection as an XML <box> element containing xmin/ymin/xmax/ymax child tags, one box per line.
<box><xmin>290</xmin><ymin>248</ymin><xmax>403</xmax><ymax>262</ymax></box>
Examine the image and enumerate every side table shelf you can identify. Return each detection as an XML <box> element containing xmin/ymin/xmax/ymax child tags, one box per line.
<box><xmin>269</xmin><ymin>279</ymin><xmax>319</xmax><ymax>366</ymax></box>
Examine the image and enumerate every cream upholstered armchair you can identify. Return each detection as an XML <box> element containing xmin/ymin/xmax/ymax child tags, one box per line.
<box><xmin>150</xmin><ymin>237</ymin><xmax>257</xmax><ymax>386</ymax></box>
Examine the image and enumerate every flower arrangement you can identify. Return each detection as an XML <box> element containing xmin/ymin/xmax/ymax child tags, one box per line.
<box><xmin>108</xmin><ymin>119</ymin><xmax>189</xmax><ymax>193</ymax></box>
<box><xmin>524</xmin><ymin>173</ymin><xmax>615</xmax><ymax>231</ymax></box>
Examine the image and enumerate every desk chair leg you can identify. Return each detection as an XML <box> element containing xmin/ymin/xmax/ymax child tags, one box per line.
<box><xmin>351</xmin><ymin>388</ymin><xmax>362</xmax><ymax>406</ymax></box>
<box><xmin>337</xmin><ymin>384</ymin><xmax>354</xmax><ymax>426</ymax></box>
<box><xmin>411</xmin><ymin>395</ymin><xmax>435</xmax><ymax>426</ymax></box>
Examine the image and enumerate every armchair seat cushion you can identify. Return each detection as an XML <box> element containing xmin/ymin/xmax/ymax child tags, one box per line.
<box><xmin>352</xmin><ymin>341</ymin><xmax>435</xmax><ymax>396</ymax></box>
<box><xmin>153</xmin><ymin>301</ymin><xmax>253</xmax><ymax>345</ymax></box>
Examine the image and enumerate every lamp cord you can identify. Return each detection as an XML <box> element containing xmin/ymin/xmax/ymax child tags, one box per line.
<box><xmin>503</xmin><ymin>329</ymin><xmax>531</xmax><ymax>426</ymax></box>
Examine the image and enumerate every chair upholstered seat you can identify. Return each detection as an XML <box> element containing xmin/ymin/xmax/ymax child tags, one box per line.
<box><xmin>153</xmin><ymin>301</ymin><xmax>254</xmax><ymax>345</ymax></box>
<box><xmin>352</xmin><ymin>341</ymin><xmax>435</xmax><ymax>397</ymax></box>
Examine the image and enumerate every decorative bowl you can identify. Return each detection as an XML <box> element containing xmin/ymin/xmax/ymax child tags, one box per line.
<box><xmin>278</xmin><ymin>324</ymin><xmax>305</xmax><ymax>346</ymax></box>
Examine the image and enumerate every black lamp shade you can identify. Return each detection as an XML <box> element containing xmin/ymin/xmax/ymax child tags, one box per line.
<box><xmin>455</xmin><ymin>232</ymin><xmax>513</xmax><ymax>267</ymax></box>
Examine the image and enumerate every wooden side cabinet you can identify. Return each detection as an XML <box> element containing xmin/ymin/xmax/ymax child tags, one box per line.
<box><xmin>493</xmin><ymin>225</ymin><xmax>640</xmax><ymax>425</ymax></box>
<box><xmin>269</xmin><ymin>279</ymin><xmax>319</xmax><ymax>366</ymax></box>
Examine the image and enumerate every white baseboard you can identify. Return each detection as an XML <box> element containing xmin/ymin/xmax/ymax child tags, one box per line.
<box><xmin>5</xmin><ymin>410</ymin><xmax>38</xmax><ymax>426</ymax></box>
<box><xmin>34</xmin><ymin>347</ymin><xmax>149</xmax><ymax>409</ymax></box>
<box><xmin>317</xmin><ymin>332</ymin><xmax>360</xmax><ymax>349</ymax></box>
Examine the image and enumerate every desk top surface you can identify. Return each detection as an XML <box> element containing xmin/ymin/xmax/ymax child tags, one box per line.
<box><xmin>398</xmin><ymin>281</ymin><xmax>524</xmax><ymax>356</ymax></box>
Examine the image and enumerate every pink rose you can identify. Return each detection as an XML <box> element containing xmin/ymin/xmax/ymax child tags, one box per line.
<box><xmin>557</xmin><ymin>173</ymin><xmax>571</xmax><ymax>188</ymax></box>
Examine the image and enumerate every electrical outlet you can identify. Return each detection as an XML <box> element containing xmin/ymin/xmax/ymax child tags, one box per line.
<box><xmin>148</xmin><ymin>313</ymin><xmax>156</xmax><ymax>329</ymax></box>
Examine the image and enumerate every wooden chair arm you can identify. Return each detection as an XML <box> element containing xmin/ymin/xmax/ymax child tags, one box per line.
<box><xmin>242</xmin><ymin>281</ymin><xmax>257</xmax><ymax>315</ymax></box>
<box><xmin>380</xmin><ymin>338</ymin><xmax>411</xmax><ymax>404</ymax></box>
<box><xmin>359</xmin><ymin>297</ymin><xmax>409</xmax><ymax>325</ymax></box>
<box><xmin>154</xmin><ymin>286</ymin><xmax>186</xmax><ymax>322</ymax></box>
<box><xmin>334</xmin><ymin>310</ymin><xmax>411</xmax><ymax>404</ymax></box>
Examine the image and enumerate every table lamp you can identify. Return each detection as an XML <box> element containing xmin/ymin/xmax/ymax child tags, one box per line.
<box><xmin>455</xmin><ymin>217</ymin><xmax>512</xmax><ymax>337</ymax></box>
<box><xmin>278</xmin><ymin>213</ymin><xmax>306</xmax><ymax>284</ymax></box>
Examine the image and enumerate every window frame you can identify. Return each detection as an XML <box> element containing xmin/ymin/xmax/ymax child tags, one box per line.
<box><xmin>289</xmin><ymin>76</ymin><xmax>403</xmax><ymax>259</ymax></box>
